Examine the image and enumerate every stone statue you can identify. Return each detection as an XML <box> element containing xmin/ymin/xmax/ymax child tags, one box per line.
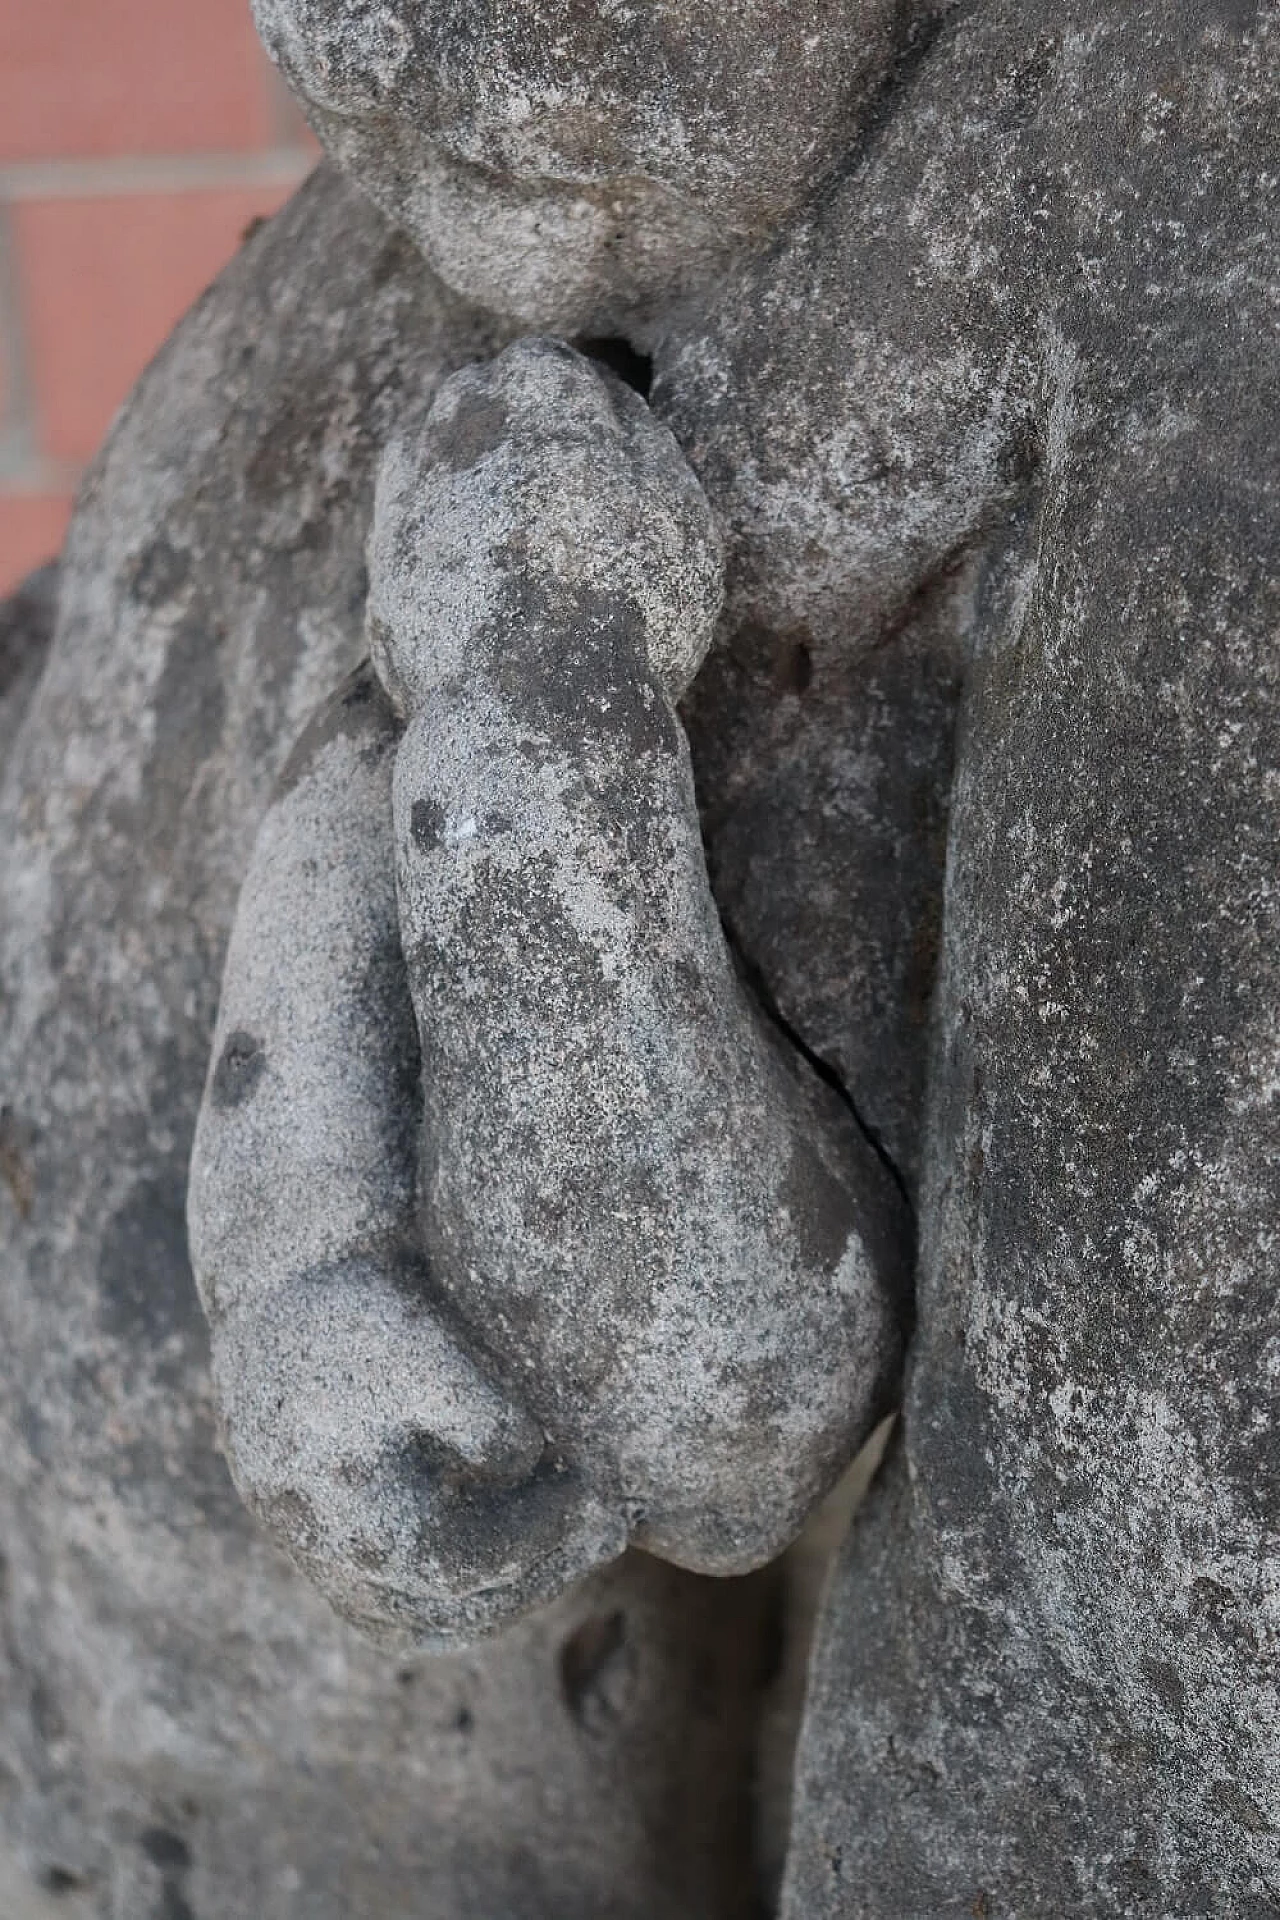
<box><xmin>1</xmin><ymin>1</ymin><xmax>1275</xmax><ymax>1914</ymax></box>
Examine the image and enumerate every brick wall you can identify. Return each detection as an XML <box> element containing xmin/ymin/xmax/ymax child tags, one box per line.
<box><xmin>0</xmin><ymin>0</ymin><xmax>317</xmax><ymax>595</ymax></box>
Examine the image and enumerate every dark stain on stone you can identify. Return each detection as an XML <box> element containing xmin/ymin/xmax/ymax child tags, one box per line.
<box><xmin>143</xmin><ymin>613</ymin><xmax>227</xmax><ymax>836</ymax></box>
<box><xmin>1111</xmin><ymin>1855</ymin><xmax>1158</xmax><ymax>1899</ymax></box>
<box><xmin>341</xmin><ymin>664</ymin><xmax>375</xmax><ymax>707</ymax></box>
<box><xmin>1140</xmin><ymin>1655</ymin><xmax>1186</xmax><ymax>1713</ymax></box>
<box><xmin>780</xmin><ymin>1127</ymin><xmax>866</xmax><ymax>1277</ymax></box>
<box><xmin>0</xmin><ymin>560</ymin><xmax>57</xmax><ymax>754</ymax></box>
<box><xmin>407</xmin><ymin>1446</ymin><xmax>604</xmax><ymax>1603</ymax></box>
<box><xmin>31</xmin><ymin>1679</ymin><xmax>65</xmax><ymax>1743</ymax></box>
<box><xmin>211</xmin><ymin>1029</ymin><xmax>266</xmax><ymax>1111</ymax></box>
<box><xmin>344</xmin><ymin>559</ymin><xmax>370</xmax><ymax>621</ymax></box>
<box><xmin>98</xmin><ymin>1175</ymin><xmax>205</xmax><ymax>1347</ymax></box>
<box><xmin>0</xmin><ymin>1105</ymin><xmax>35</xmax><ymax>1219</ymax></box>
<box><xmin>1209</xmin><ymin>1777</ymin><xmax>1273</xmax><ymax>1835</ymax></box>
<box><xmin>666</xmin><ymin>955</ymin><xmax>708</xmax><ymax>1026</ymax></box>
<box><xmin>39</xmin><ymin>1865</ymin><xmax>88</xmax><ymax>1895</ymax></box>
<box><xmin>499</xmin><ymin>582</ymin><xmax>674</xmax><ymax>769</ymax></box>
<box><xmin>997</xmin><ymin>410</ymin><xmax>1043</xmax><ymax>490</ymax></box>
<box><xmin>367</xmin><ymin>226</ymin><xmax>418</xmax><ymax>291</ymax></box>
<box><xmin>141</xmin><ymin>1825</ymin><xmax>196</xmax><ymax>1920</ymax></box>
<box><xmin>275</xmin><ymin>659</ymin><xmax>398</xmax><ymax>800</ymax></box>
<box><xmin>427</xmin><ymin>389</ymin><xmax>511</xmax><ymax>472</ymax></box>
<box><xmin>141</xmin><ymin>1829</ymin><xmax>192</xmax><ymax>1873</ymax></box>
<box><xmin>410</xmin><ymin>796</ymin><xmax>446</xmax><ymax>851</ymax></box>
<box><xmin>18</xmin><ymin>1393</ymin><xmax>51</xmax><ymax>1467</ymax></box>
<box><xmin>128</xmin><ymin>537</ymin><xmax>192</xmax><ymax>609</ymax></box>
<box><xmin>244</xmin><ymin>386</ymin><xmax>339</xmax><ymax>505</ymax></box>
<box><xmin>559</xmin><ymin>1610</ymin><xmax>632</xmax><ymax>1730</ymax></box>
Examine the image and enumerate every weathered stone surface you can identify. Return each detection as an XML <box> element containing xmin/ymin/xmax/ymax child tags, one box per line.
<box><xmin>189</xmin><ymin>659</ymin><xmax>605</xmax><ymax>1650</ymax></box>
<box><xmin>0</xmin><ymin>167</ymin><xmax>772</xmax><ymax>1916</ymax></box>
<box><xmin>189</xmin><ymin>335</ymin><xmax>908</xmax><ymax>1645</ymax></box>
<box><xmin>377</xmin><ymin>342</ymin><xmax>909</xmax><ymax>1577</ymax></box>
<box><xmin>7</xmin><ymin>0</ymin><xmax>1276</xmax><ymax>1907</ymax></box>
<box><xmin>677</xmin><ymin>569</ymin><xmax>970</xmax><ymax>1189</ymax></box>
<box><xmin>250</xmin><ymin>0</ymin><xmax>928</xmax><ymax>337</ymax></box>
<box><xmin>656</xmin><ymin>4</ymin><xmax>1280</xmax><ymax>1910</ymax></box>
<box><xmin>0</xmin><ymin>564</ymin><xmax>57</xmax><ymax>770</ymax></box>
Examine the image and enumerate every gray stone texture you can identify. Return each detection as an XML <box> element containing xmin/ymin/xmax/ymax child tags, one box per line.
<box><xmin>0</xmin><ymin>565</ymin><xmax>58</xmax><ymax>771</ymax></box>
<box><xmin>0</xmin><ymin>168</ymin><xmax>773</xmax><ymax>1916</ymax></box>
<box><xmin>189</xmin><ymin>337</ymin><xmax>906</xmax><ymax>1647</ymax></box>
<box><xmin>375</xmin><ymin>344</ymin><xmax>908</xmax><ymax>1581</ymax></box>
<box><xmin>659</xmin><ymin>4</ymin><xmax>1280</xmax><ymax>1911</ymax></box>
<box><xmin>250</xmin><ymin>0</ymin><xmax>930</xmax><ymax>338</ymax></box>
<box><xmin>3</xmin><ymin>0</ymin><xmax>1277</xmax><ymax>1911</ymax></box>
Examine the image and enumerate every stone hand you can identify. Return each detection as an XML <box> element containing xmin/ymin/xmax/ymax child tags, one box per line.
<box><xmin>190</xmin><ymin>339</ymin><xmax>909</xmax><ymax>1646</ymax></box>
<box><xmin>187</xmin><ymin>656</ymin><xmax>621</xmax><ymax>1648</ymax></box>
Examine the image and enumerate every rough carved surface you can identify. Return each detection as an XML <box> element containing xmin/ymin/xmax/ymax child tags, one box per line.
<box><xmin>657</xmin><ymin>5</ymin><xmax>1277</xmax><ymax>1911</ymax></box>
<box><xmin>251</xmin><ymin>0</ymin><xmax>926</xmax><ymax>337</ymax></box>
<box><xmin>0</xmin><ymin>169</ymin><xmax>771</xmax><ymax>1917</ymax></box>
<box><xmin>188</xmin><ymin>338</ymin><xmax>907</xmax><ymax>1645</ymax></box>
<box><xmin>2</xmin><ymin>0</ymin><xmax>1277</xmax><ymax>1912</ymax></box>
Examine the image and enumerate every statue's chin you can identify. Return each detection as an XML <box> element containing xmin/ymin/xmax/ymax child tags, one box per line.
<box><xmin>248</xmin><ymin>0</ymin><xmax>918</xmax><ymax>334</ymax></box>
<box><xmin>312</xmin><ymin>106</ymin><xmax>738</xmax><ymax>340</ymax></box>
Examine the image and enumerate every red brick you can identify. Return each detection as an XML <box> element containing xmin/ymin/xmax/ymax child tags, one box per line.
<box><xmin>0</xmin><ymin>490</ymin><xmax>73</xmax><ymax>596</ymax></box>
<box><xmin>15</xmin><ymin>182</ymin><xmax>298</xmax><ymax>464</ymax></box>
<box><xmin>0</xmin><ymin>0</ymin><xmax>276</xmax><ymax>163</ymax></box>
<box><xmin>265</xmin><ymin>62</ymin><xmax>323</xmax><ymax>154</ymax></box>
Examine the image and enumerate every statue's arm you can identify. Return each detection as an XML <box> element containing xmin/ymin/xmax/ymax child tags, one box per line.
<box><xmin>187</xmin><ymin>661</ymin><xmax>622</xmax><ymax>1648</ymax></box>
<box><xmin>190</xmin><ymin>340</ymin><xmax>910</xmax><ymax>1644</ymax></box>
